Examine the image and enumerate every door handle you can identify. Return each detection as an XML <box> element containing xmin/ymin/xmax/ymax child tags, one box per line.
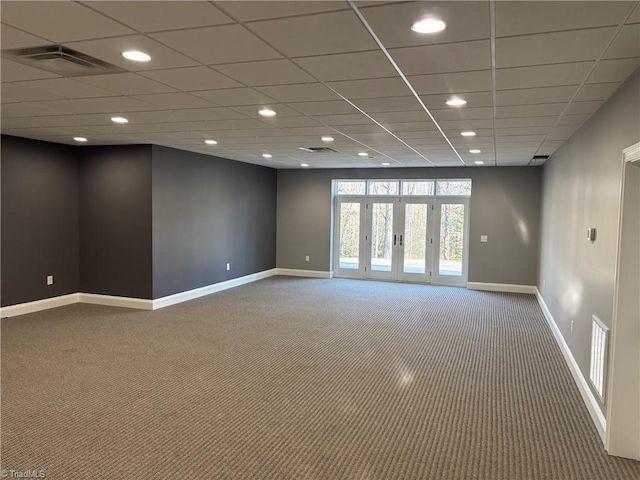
<box><xmin>394</xmin><ymin>234</ymin><xmax>397</xmax><ymax>245</ymax></box>
<box><xmin>399</xmin><ymin>234</ymin><xmax>403</xmax><ymax>246</ymax></box>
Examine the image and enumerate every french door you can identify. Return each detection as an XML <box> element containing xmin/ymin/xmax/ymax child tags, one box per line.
<box><xmin>334</xmin><ymin>197</ymin><xmax>469</xmax><ymax>285</ymax></box>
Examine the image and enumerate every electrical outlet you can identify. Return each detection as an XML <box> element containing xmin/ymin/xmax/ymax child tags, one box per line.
<box><xmin>571</xmin><ymin>320</ymin><xmax>574</xmax><ymax>333</ymax></box>
<box><xmin>226</xmin><ymin>263</ymin><xmax>230</xmax><ymax>271</ymax></box>
<box><xmin>305</xmin><ymin>255</ymin><xmax>310</xmax><ymax>262</ymax></box>
<box><xmin>46</xmin><ymin>275</ymin><xmax>54</xmax><ymax>285</ymax></box>
<box><xmin>480</xmin><ymin>235</ymin><xmax>488</xmax><ymax>243</ymax></box>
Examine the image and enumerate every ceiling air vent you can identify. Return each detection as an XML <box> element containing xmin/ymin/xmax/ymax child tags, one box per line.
<box><xmin>298</xmin><ymin>147</ymin><xmax>338</xmax><ymax>153</ymax></box>
<box><xmin>530</xmin><ymin>155</ymin><xmax>550</xmax><ymax>166</ymax></box>
<box><xmin>2</xmin><ymin>45</ymin><xmax>124</xmax><ymax>77</ymax></box>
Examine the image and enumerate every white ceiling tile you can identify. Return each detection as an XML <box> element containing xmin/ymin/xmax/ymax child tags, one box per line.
<box><xmin>546</xmin><ymin>125</ymin><xmax>582</xmax><ymax>141</ymax></box>
<box><xmin>496</xmin><ymin>104</ymin><xmax>567</xmax><ymax>118</ymax></box>
<box><xmin>373</xmin><ymin>111</ymin><xmax>430</xmax><ymax>124</ymax></box>
<box><xmin>287</xmin><ymin>100</ymin><xmax>359</xmax><ymax>116</ymax></box>
<box><xmin>496</xmin><ymin>1</ymin><xmax>632</xmax><ymax>37</ymax></box>
<box><xmin>495</xmin><ymin>135</ymin><xmax>547</xmax><ymax>143</ymax></box>
<box><xmin>627</xmin><ymin>3</ymin><xmax>640</xmax><ymax>24</ymax></box>
<box><xmin>574</xmin><ymin>83</ymin><xmax>622</xmax><ymax>101</ymax></box>
<box><xmin>537</xmin><ymin>141</ymin><xmax>565</xmax><ymax>155</ymax></box>
<box><xmin>215</xmin><ymin>59</ymin><xmax>315</xmax><ymax>86</ymax></box>
<box><xmin>423</xmin><ymin>91</ymin><xmax>494</xmax><ymax>110</ymax></box>
<box><xmin>229</xmin><ymin>104</ymin><xmax>303</xmax><ymax>118</ymax></box>
<box><xmin>564</xmin><ymin>100</ymin><xmax>603</xmax><ymax>115</ymax></box>
<box><xmin>1</xmin><ymin>59</ymin><xmax>61</xmax><ymax>82</ymax></box>
<box><xmin>385</xmin><ymin>122</ymin><xmax>437</xmax><ymax>133</ymax></box>
<box><xmin>166</xmin><ymin>108</ymin><xmax>247</xmax><ymax>122</ymax></box>
<box><xmin>246</xmin><ymin>10</ymin><xmax>377</xmax><ymax>57</ymax></box>
<box><xmin>352</xmin><ymin>96</ymin><xmax>421</xmax><ymax>113</ymax></box>
<box><xmin>587</xmin><ymin>58</ymin><xmax>640</xmax><ymax>83</ymax></box>
<box><xmin>86</xmin><ymin>1</ymin><xmax>233</xmax><ymax>32</ymax></box>
<box><xmin>391</xmin><ymin>40</ymin><xmax>491</xmax><ymax>75</ymax></box>
<box><xmin>75</xmin><ymin>73</ymin><xmax>177</xmax><ymax>96</ymax></box>
<box><xmin>604</xmin><ymin>25</ymin><xmax>640</xmax><ymax>59</ymax></box>
<box><xmin>31</xmin><ymin>96</ymin><xmax>160</xmax><ymax>114</ymax></box>
<box><xmin>0</xmin><ymin>25</ymin><xmax>49</xmax><ymax>49</ymax></box>
<box><xmin>431</xmin><ymin>107</ymin><xmax>494</xmax><ymax>121</ymax></box>
<box><xmin>496</xmin><ymin>86</ymin><xmax>578</xmax><ymax>106</ymax></box>
<box><xmin>494</xmin><ymin>116</ymin><xmax>559</xmax><ymax>128</ymax></box>
<box><xmin>358</xmin><ymin>1</ymin><xmax>490</xmax><ymax>48</ymax></box>
<box><xmin>496</xmin><ymin>62</ymin><xmax>593</xmax><ymax>89</ymax></box>
<box><xmin>295</xmin><ymin>51</ymin><xmax>396</xmax><ymax>82</ymax></box>
<box><xmin>1</xmin><ymin>102</ymin><xmax>69</xmax><ymax>118</ymax></box>
<box><xmin>132</xmin><ymin>93</ymin><xmax>216</xmax><ymax>109</ymax></box>
<box><xmin>216</xmin><ymin>1</ymin><xmax>348</xmax><ymax>22</ymax></box>
<box><xmin>0</xmin><ymin>83</ymin><xmax>64</xmax><ymax>102</ymax></box>
<box><xmin>495</xmin><ymin>126</ymin><xmax>552</xmax><ymax>135</ymax></box>
<box><xmin>197</xmin><ymin>119</ymin><xmax>275</xmax><ymax>131</ymax></box>
<box><xmin>258</xmin><ymin>117</ymin><xmax>322</xmax><ymax>128</ymax></box>
<box><xmin>12</xmin><ymin>78</ymin><xmax>119</xmax><ymax>99</ymax></box>
<box><xmin>328</xmin><ymin>77</ymin><xmax>409</xmax><ymax>99</ymax></box>
<box><xmin>255</xmin><ymin>83</ymin><xmax>341</xmax><ymax>103</ymax></box>
<box><xmin>192</xmin><ymin>88</ymin><xmax>277</xmax><ymax>106</ymax></box>
<box><xmin>437</xmin><ymin>118</ymin><xmax>494</xmax><ymax>129</ymax></box>
<box><xmin>409</xmin><ymin>70</ymin><xmax>493</xmax><ymax>95</ymax></box>
<box><xmin>497</xmin><ymin>28</ymin><xmax>616</xmax><ymax>69</ymax></box>
<box><xmin>66</xmin><ymin>35</ymin><xmax>198</xmax><ymax>72</ymax></box>
<box><xmin>150</xmin><ymin>25</ymin><xmax>281</xmax><ymax>65</ymax></box>
<box><xmin>1</xmin><ymin>1</ymin><xmax>135</xmax><ymax>42</ymax></box>
<box><xmin>139</xmin><ymin>67</ymin><xmax>242</xmax><ymax>92</ymax></box>
<box><xmin>310</xmin><ymin>113</ymin><xmax>375</xmax><ymax>126</ymax></box>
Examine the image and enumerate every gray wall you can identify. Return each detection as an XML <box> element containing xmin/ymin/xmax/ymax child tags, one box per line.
<box><xmin>79</xmin><ymin>145</ymin><xmax>153</xmax><ymax>299</ymax></box>
<box><xmin>277</xmin><ymin>166</ymin><xmax>542</xmax><ymax>285</ymax></box>
<box><xmin>152</xmin><ymin>146</ymin><xmax>277</xmax><ymax>299</ymax></box>
<box><xmin>538</xmin><ymin>69</ymin><xmax>640</xmax><ymax>414</ymax></box>
<box><xmin>1</xmin><ymin>135</ymin><xmax>79</xmax><ymax>307</ymax></box>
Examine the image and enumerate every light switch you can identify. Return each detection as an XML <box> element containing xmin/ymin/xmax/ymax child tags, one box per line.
<box><xmin>480</xmin><ymin>235</ymin><xmax>488</xmax><ymax>243</ymax></box>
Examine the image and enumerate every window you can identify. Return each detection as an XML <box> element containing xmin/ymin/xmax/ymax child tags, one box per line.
<box><xmin>335</xmin><ymin>180</ymin><xmax>366</xmax><ymax>195</ymax></box>
<box><xmin>334</xmin><ymin>179</ymin><xmax>471</xmax><ymax>197</ymax></box>
<box><xmin>402</xmin><ymin>180</ymin><xmax>435</xmax><ymax>196</ymax></box>
<box><xmin>368</xmin><ymin>181</ymin><xmax>399</xmax><ymax>196</ymax></box>
<box><xmin>436</xmin><ymin>180</ymin><xmax>471</xmax><ymax>196</ymax></box>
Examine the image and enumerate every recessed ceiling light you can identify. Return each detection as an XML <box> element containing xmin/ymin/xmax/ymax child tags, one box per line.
<box><xmin>74</xmin><ymin>137</ymin><xmax>87</xmax><ymax>142</ymax></box>
<box><xmin>301</xmin><ymin>163</ymin><xmax>309</xmax><ymax>167</ymax></box>
<box><xmin>205</xmin><ymin>139</ymin><xmax>217</xmax><ymax>145</ymax></box>
<box><xmin>411</xmin><ymin>17</ymin><xmax>446</xmax><ymax>34</ymax></box>
<box><xmin>446</xmin><ymin>97</ymin><xmax>467</xmax><ymax>107</ymax></box>
<box><xmin>358</xmin><ymin>152</ymin><xmax>368</xmax><ymax>157</ymax></box>
<box><xmin>262</xmin><ymin>153</ymin><xmax>272</xmax><ymax>159</ymax></box>
<box><xmin>469</xmin><ymin>149</ymin><xmax>482</xmax><ymax>153</ymax></box>
<box><xmin>122</xmin><ymin>50</ymin><xmax>151</xmax><ymax>62</ymax></box>
<box><xmin>381</xmin><ymin>162</ymin><xmax>391</xmax><ymax>166</ymax></box>
<box><xmin>111</xmin><ymin>116</ymin><xmax>128</xmax><ymax>124</ymax></box>
<box><xmin>321</xmin><ymin>136</ymin><xmax>334</xmax><ymax>142</ymax></box>
<box><xmin>461</xmin><ymin>131</ymin><xmax>476</xmax><ymax>137</ymax></box>
<box><xmin>258</xmin><ymin>108</ymin><xmax>276</xmax><ymax>117</ymax></box>
<box><xmin>474</xmin><ymin>160</ymin><xmax>485</xmax><ymax>165</ymax></box>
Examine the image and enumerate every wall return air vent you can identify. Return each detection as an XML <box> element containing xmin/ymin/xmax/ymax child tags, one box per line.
<box><xmin>2</xmin><ymin>45</ymin><xmax>124</xmax><ymax>77</ymax></box>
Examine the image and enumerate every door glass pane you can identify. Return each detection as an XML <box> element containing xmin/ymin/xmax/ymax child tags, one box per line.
<box><xmin>371</xmin><ymin>202</ymin><xmax>394</xmax><ymax>271</ymax></box>
<box><xmin>402</xmin><ymin>180</ymin><xmax>435</xmax><ymax>196</ymax></box>
<box><xmin>339</xmin><ymin>203</ymin><xmax>360</xmax><ymax>269</ymax></box>
<box><xmin>439</xmin><ymin>204</ymin><xmax>465</xmax><ymax>276</ymax></box>
<box><xmin>403</xmin><ymin>204</ymin><xmax>428</xmax><ymax>274</ymax></box>
<box><xmin>368</xmin><ymin>181</ymin><xmax>399</xmax><ymax>195</ymax></box>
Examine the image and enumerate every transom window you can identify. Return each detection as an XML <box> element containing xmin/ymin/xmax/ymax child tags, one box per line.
<box><xmin>333</xmin><ymin>179</ymin><xmax>471</xmax><ymax>197</ymax></box>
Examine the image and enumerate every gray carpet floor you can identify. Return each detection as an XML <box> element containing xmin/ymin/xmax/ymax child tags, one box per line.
<box><xmin>2</xmin><ymin>277</ymin><xmax>639</xmax><ymax>479</ymax></box>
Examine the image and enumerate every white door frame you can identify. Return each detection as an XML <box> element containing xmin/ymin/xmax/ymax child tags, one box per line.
<box><xmin>397</xmin><ymin>198</ymin><xmax>434</xmax><ymax>283</ymax></box>
<box><xmin>333</xmin><ymin>196</ymin><xmax>367</xmax><ymax>278</ymax></box>
<box><xmin>606</xmin><ymin>142</ymin><xmax>640</xmax><ymax>459</ymax></box>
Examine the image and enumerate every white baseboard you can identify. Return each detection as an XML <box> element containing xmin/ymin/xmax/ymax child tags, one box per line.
<box><xmin>275</xmin><ymin>268</ymin><xmax>333</xmax><ymax>279</ymax></box>
<box><xmin>79</xmin><ymin>293</ymin><xmax>154</xmax><ymax>310</ymax></box>
<box><xmin>467</xmin><ymin>282</ymin><xmax>537</xmax><ymax>294</ymax></box>
<box><xmin>0</xmin><ymin>293</ymin><xmax>79</xmax><ymax>318</ymax></box>
<box><xmin>536</xmin><ymin>288</ymin><xmax>607</xmax><ymax>442</ymax></box>
<box><xmin>152</xmin><ymin>268</ymin><xmax>278</xmax><ymax>309</ymax></box>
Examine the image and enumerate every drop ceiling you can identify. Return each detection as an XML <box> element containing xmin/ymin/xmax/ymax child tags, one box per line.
<box><xmin>1</xmin><ymin>1</ymin><xmax>639</xmax><ymax>169</ymax></box>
